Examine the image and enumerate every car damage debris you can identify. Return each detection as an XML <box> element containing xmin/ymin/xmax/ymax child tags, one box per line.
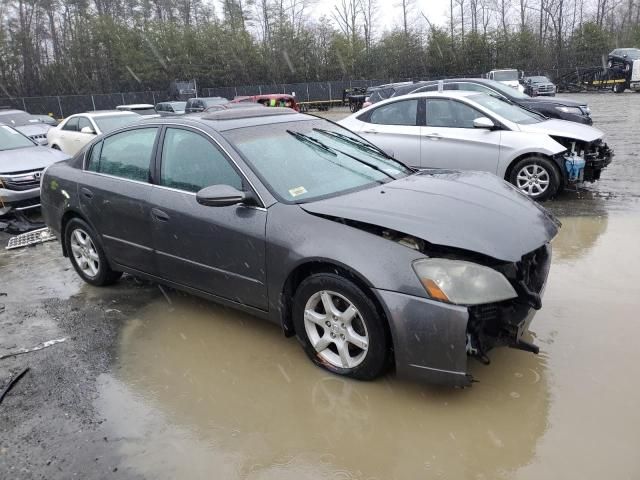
<box><xmin>6</xmin><ymin>227</ymin><xmax>56</xmax><ymax>250</ymax></box>
<box><xmin>0</xmin><ymin>337</ymin><xmax>67</xmax><ymax>360</ymax></box>
<box><xmin>0</xmin><ymin>367</ymin><xmax>30</xmax><ymax>405</ymax></box>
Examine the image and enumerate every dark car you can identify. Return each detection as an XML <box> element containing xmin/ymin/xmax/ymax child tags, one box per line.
<box><xmin>185</xmin><ymin>97</ymin><xmax>228</xmax><ymax>113</ymax></box>
<box><xmin>40</xmin><ymin>108</ymin><xmax>559</xmax><ymax>387</ymax></box>
<box><xmin>0</xmin><ymin>123</ymin><xmax>69</xmax><ymax>216</ymax></box>
<box><xmin>522</xmin><ymin>76</ymin><xmax>556</xmax><ymax>96</ymax></box>
<box><xmin>155</xmin><ymin>101</ymin><xmax>187</xmax><ymax>116</ymax></box>
<box><xmin>409</xmin><ymin>79</ymin><xmax>593</xmax><ymax>125</ymax></box>
<box><xmin>607</xmin><ymin>48</ymin><xmax>640</xmax><ymax>71</ymax></box>
<box><xmin>364</xmin><ymin>81</ymin><xmax>430</xmax><ymax>107</ymax></box>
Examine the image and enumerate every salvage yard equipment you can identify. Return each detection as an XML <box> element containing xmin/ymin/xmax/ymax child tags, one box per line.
<box><xmin>555</xmin><ymin>63</ymin><xmax>640</xmax><ymax>93</ymax></box>
<box><xmin>6</xmin><ymin>227</ymin><xmax>56</xmax><ymax>250</ymax></box>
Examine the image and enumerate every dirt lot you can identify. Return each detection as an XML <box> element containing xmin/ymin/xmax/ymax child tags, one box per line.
<box><xmin>1</xmin><ymin>92</ymin><xmax>639</xmax><ymax>479</ymax></box>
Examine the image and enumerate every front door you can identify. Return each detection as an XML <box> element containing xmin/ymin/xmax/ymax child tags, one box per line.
<box><xmin>81</xmin><ymin>127</ymin><xmax>159</xmax><ymax>272</ymax></box>
<box><xmin>149</xmin><ymin>126</ymin><xmax>268</xmax><ymax>310</ymax></box>
<box><xmin>420</xmin><ymin>98</ymin><xmax>501</xmax><ymax>173</ymax></box>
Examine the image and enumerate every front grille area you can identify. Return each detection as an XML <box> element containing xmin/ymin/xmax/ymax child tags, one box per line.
<box><xmin>0</xmin><ymin>169</ymin><xmax>43</xmax><ymax>191</ymax></box>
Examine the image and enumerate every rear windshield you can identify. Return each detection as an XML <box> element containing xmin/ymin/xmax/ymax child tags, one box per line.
<box><xmin>0</xmin><ymin>125</ymin><xmax>36</xmax><ymax>150</ymax></box>
<box><xmin>469</xmin><ymin>94</ymin><xmax>543</xmax><ymax>124</ymax></box>
<box><xmin>93</xmin><ymin>114</ymin><xmax>140</xmax><ymax>133</ymax></box>
<box><xmin>0</xmin><ymin>111</ymin><xmax>37</xmax><ymax>126</ymax></box>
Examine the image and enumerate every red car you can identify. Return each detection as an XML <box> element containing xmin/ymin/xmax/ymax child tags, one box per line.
<box><xmin>231</xmin><ymin>94</ymin><xmax>299</xmax><ymax>112</ymax></box>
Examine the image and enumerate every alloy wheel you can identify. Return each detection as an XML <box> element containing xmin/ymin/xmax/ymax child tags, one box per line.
<box><xmin>303</xmin><ymin>290</ymin><xmax>369</xmax><ymax>369</ymax></box>
<box><xmin>70</xmin><ymin>228</ymin><xmax>100</xmax><ymax>278</ymax></box>
<box><xmin>516</xmin><ymin>164</ymin><xmax>550</xmax><ymax>197</ymax></box>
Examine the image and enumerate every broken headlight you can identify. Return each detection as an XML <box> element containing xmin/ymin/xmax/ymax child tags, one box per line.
<box><xmin>412</xmin><ymin>258</ymin><xmax>518</xmax><ymax>305</ymax></box>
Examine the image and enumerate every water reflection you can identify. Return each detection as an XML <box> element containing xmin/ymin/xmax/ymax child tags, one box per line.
<box><xmin>101</xmin><ymin>295</ymin><xmax>551</xmax><ymax>479</ymax></box>
<box><xmin>551</xmin><ymin>215</ymin><xmax>609</xmax><ymax>262</ymax></box>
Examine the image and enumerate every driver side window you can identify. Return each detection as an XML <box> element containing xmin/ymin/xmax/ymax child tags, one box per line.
<box><xmin>160</xmin><ymin>128</ymin><xmax>243</xmax><ymax>193</ymax></box>
<box><xmin>63</xmin><ymin>117</ymin><xmax>79</xmax><ymax>132</ymax></box>
<box><xmin>426</xmin><ymin>99</ymin><xmax>484</xmax><ymax>128</ymax></box>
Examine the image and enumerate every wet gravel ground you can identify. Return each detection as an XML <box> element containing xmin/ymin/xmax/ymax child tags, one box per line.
<box><xmin>1</xmin><ymin>92</ymin><xmax>640</xmax><ymax>479</ymax></box>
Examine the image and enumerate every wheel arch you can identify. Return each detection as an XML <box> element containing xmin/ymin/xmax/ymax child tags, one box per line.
<box><xmin>279</xmin><ymin>260</ymin><xmax>394</xmax><ymax>360</ymax></box>
<box><xmin>504</xmin><ymin>151</ymin><xmax>564</xmax><ymax>185</ymax></box>
<box><xmin>60</xmin><ymin>209</ymin><xmax>96</xmax><ymax>257</ymax></box>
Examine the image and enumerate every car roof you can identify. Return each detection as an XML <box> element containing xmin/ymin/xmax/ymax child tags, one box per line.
<box><xmin>116</xmin><ymin>104</ymin><xmax>154</xmax><ymax>109</ymax></box>
<box><xmin>71</xmin><ymin>111</ymin><xmax>141</xmax><ymax>118</ymax></box>
<box><xmin>0</xmin><ymin>109</ymin><xmax>29</xmax><ymax>115</ymax></box>
<box><xmin>137</xmin><ymin>107</ymin><xmax>311</xmax><ymax>132</ymax></box>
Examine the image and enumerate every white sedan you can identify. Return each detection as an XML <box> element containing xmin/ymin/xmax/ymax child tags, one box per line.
<box><xmin>47</xmin><ymin>111</ymin><xmax>141</xmax><ymax>155</ymax></box>
<box><xmin>339</xmin><ymin>91</ymin><xmax>612</xmax><ymax>200</ymax></box>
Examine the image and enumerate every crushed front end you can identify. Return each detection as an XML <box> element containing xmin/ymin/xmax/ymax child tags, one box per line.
<box><xmin>466</xmin><ymin>244</ymin><xmax>552</xmax><ymax>364</ymax></box>
<box><xmin>553</xmin><ymin>136</ymin><xmax>613</xmax><ymax>185</ymax></box>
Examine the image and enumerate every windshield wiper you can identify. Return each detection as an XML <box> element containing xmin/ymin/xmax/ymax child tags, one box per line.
<box><xmin>288</xmin><ymin>129</ymin><xmax>397</xmax><ymax>181</ymax></box>
<box><xmin>287</xmin><ymin>130</ymin><xmax>336</xmax><ymax>156</ymax></box>
<box><xmin>313</xmin><ymin>128</ymin><xmax>394</xmax><ymax>160</ymax></box>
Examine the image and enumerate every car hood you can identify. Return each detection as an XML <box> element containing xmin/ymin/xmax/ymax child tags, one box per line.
<box><xmin>519</xmin><ymin>96</ymin><xmax>585</xmax><ymax>107</ymax></box>
<box><xmin>0</xmin><ymin>146</ymin><xmax>70</xmax><ymax>174</ymax></box>
<box><xmin>517</xmin><ymin>119</ymin><xmax>603</xmax><ymax>142</ymax></box>
<box><xmin>300</xmin><ymin>171</ymin><xmax>560</xmax><ymax>262</ymax></box>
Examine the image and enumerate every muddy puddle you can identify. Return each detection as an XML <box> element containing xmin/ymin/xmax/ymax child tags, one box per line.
<box><xmin>94</xmin><ymin>213</ymin><xmax>640</xmax><ymax>479</ymax></box>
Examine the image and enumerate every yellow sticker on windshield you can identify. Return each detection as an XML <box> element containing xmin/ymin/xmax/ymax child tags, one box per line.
<box><xmin>288</xmin><ymin>186</ymin><xmax>307</xmax><ymax>197</ymax></box>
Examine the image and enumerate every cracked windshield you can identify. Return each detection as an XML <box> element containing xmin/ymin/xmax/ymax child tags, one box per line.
<box><xmin>1</xmin><ymin>0</ymin><xmax>639</xmax><ymax>479</ymax></box>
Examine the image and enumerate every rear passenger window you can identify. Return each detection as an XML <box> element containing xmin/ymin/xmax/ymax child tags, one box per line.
<box><xmin>86</xmin><ymin>141</ymin><xmax>102</xmax><ymax>172</ymax></box>
<box><xmin>98</xmin><ymin>128</ymin><xmax>157</xmax><ymax>182</ymax></box>
<box><xmin>368</xmin><ymin>99</ymin><xmax>419</xmax><ymax>126</ymax></box>
<box><xmin>160</xmin><ymin>128</ymin><xmax>242</xmax><ymax>192</ymax></box>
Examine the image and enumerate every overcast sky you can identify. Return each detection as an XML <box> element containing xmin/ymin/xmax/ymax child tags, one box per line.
<box><xmin>312</xmin><ymin>0</ymin><xmax>451</xmax><ymax>32</ymax></box>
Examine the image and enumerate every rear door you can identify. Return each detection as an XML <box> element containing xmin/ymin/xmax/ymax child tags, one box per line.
<box><xmin>81</xmin><ymin>127</ymin><xmax>159</xmax><ymax>272</ymax></box>
<box><xmin>420</xmin><ymin>98</ymin><xmax>501</xmax><ymax>173</ymax></box>
<box><xmin>148</xmin><ymin>126</ymin><xmax>268</xmax><ymax>310</ymax></box>
<box><xmin>356</xmin><ymin>98</ymin><xmax>422</xmax><ymax>167</ymax></box>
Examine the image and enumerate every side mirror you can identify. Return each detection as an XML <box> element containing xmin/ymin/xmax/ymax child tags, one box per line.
<box><xmin>196</xmin><ymin>185</ymin><xmax>248</xmax><ymax>207</ymax></box>
<box><xmin>80</xmin><ymin>126</ymin><xmax>96</xmax><ymax>134</ymax></box>
<box><xmin>473</xmin><ymin>117</ymin><xmax>495</xmax><ymax>129</ymax></box>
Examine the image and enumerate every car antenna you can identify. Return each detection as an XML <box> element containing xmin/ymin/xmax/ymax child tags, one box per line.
<box><xmin>438</xmin><ymin>80</ymin><xmax>444</xmax><ymax>93</ymax></box>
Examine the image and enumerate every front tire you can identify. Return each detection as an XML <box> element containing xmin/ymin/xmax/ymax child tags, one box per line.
<box><xmin>509</xmin><ymin>156</ymin><xmax>561</xmax><ymax>201</ymax></box>
<box><xmin>51</xmin><ymin>144</ymin><xmax>60</xmax><ymax>150</ymax></box>
<box><xmin>65</xmin><ymin>218</ymin><xmax>122</xmax><ymax>286</ymax></box>
<box><xmin>293</xmin><ymin>273</ymin><xmax>390</xmax><ymax>380</ymax></box>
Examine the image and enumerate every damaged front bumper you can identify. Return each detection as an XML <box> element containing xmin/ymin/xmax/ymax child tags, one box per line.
<box><xmin>561</xmin><ymin>141</ymin><xmax>613</xmax><ymax>185</ymax></box>
<box><xmin>375</xmin><ymin>244</ymin><xmax>552</xmax><ymax>387</ymax></box>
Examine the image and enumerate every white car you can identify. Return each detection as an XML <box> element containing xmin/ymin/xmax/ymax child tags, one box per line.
<box><xmin>47</xmin><ymin>111</ymin><xmax>141</xmax><ymax>155</ymax></box>
<box><xmin>487</xmin><ymin>69</ymin><xmax>525</xmax><ymax>93</ymax></box>
<box><xmin>338</xmin><ymin>91</ymin><xmax>612</xmax><ymax>200</ymax></box>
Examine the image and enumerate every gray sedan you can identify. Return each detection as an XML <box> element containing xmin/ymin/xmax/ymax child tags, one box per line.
<box><xmin>0</xmin><ymin>124</ymin><xmax>69</xmax><ymax>216</ymax></box>
<box><xmin>40</xmin><ymin>109</ymin><xmax>559</xmax><ymax>387</ymax></box>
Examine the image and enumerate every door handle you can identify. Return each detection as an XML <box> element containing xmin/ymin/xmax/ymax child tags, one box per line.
<box><xmin>425</xmin><ymin>133</ymin><xmax>441</xmax><ymax>138</ymax></box>
<box><xmin>151</xmin><ymin>208</ymin><xmax>170</xmax><ymax>222</ymax></box>
<box><xmin>80</xmin><ymin>187</ymin><xmax>93</xmax><ymax>199</ymax></box>
<box><xmin>362</xmin><ymin>129</ymin><xmax>378</xmax><ymax>134</ymax></box>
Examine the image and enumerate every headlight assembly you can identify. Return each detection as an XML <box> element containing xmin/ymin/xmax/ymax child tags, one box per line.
<box><xmin>412</xmin><ymin>258</ymin><xmax>518</xmax><ymax>305</ymax></box>
<box><xmin>555</xmin><ymin>106</ymin><xmax>584</xmax><ymax>115</ymax></box>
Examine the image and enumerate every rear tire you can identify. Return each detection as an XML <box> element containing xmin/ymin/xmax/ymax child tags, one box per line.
<box><xmin>65</xmin><ymin>218</ymin><xmax>122</xmax><ymax>286</ymax></box>
<box><xmin>509</xmin><ymin>156</ymin><xmax>561</xmax><ymax>201</ymax></box>
<box><xmin>292</xmin><ymin>273</ymin><xmax>390</xmax><ymax>380</ymax></box>
<box><xmin>613</xmin><ymin>83</ymin><xmax>626</xmax><ymax>94</ymax></box>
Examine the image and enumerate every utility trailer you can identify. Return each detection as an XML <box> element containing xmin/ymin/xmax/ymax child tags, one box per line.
<box><xmin>298</xmin><ymin>99</ymin><xmax>343</xmax><ymax>112</ymax></box>
<box><xmin>556</xmin><ymin>62</ymin><xmax>640</xmax><ymax>93</ymax></box>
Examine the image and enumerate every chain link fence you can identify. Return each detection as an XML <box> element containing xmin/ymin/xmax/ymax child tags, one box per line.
<box><xmin>0</xmin><ymin>91</ymin><xmax>165</xmax><ymax>119</ymax></box>
<box><xmin>0</xmin><ymin>67</ymin><xmax>608</xmax><ymax>119</ymax></box>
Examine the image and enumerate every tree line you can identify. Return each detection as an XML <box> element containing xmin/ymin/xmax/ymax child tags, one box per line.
<box><xmin>0</xmin><ymin>0</ymin><xmax>639</xmax><ymax>97</ymax></box>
